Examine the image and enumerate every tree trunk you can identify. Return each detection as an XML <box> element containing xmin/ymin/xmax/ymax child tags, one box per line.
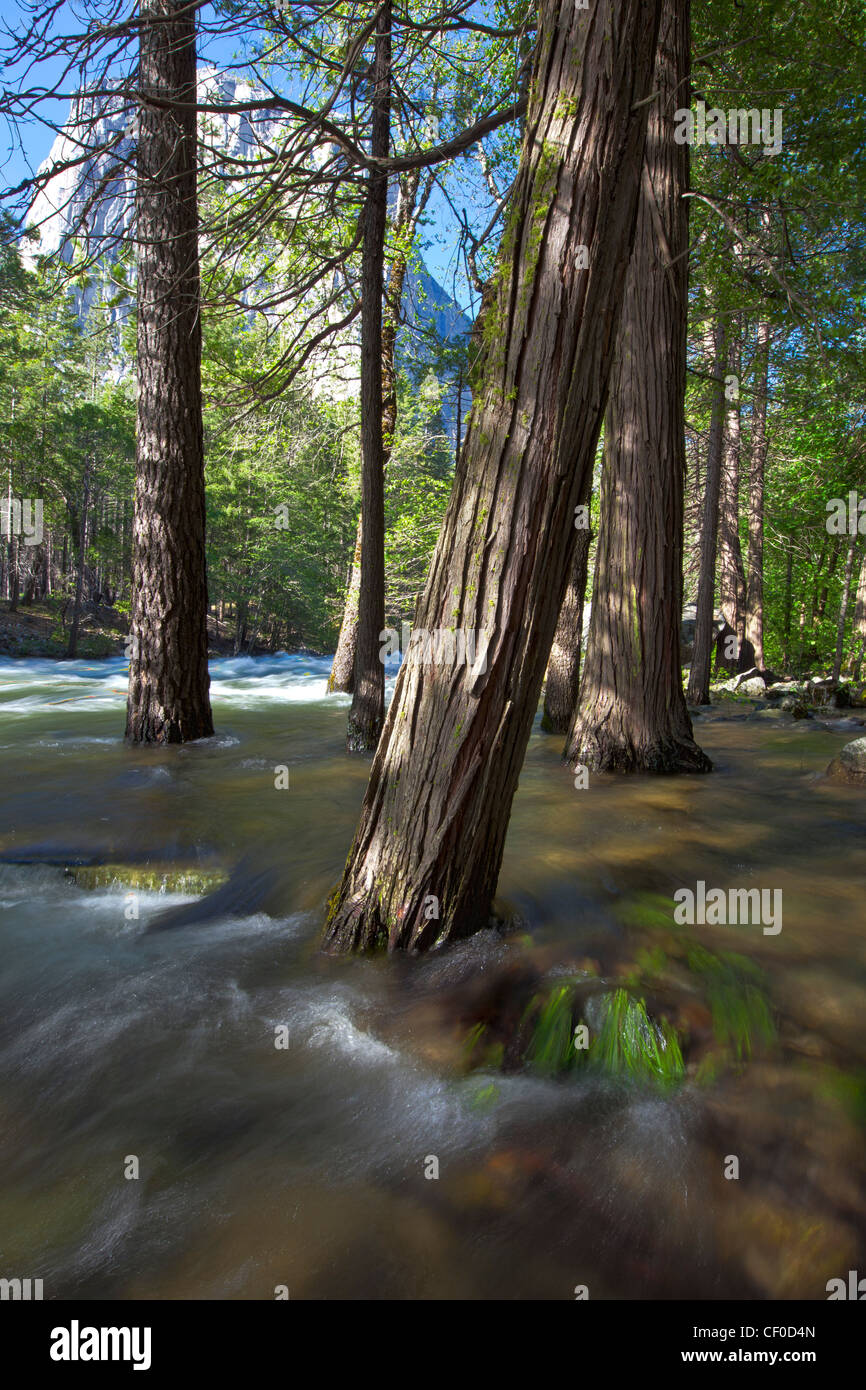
<box><xmin>781</xmin><ymin>531</ymin><xmax>794</xmax><ymax>670</ymax></box>
<box><xmin>565</xmin><ymin>0</ymin><xmax>708</xmax><ymax>773</ymax></box>
<box><xmin>717</xmin><ymin>334</ymin><xmax>750</xmax><ymax>669</ymax></box>
<box><xmin>329</xmin><ymin>515</ymin><xmax>362</xmax><ymax>693</ymax></box>
<box><xmin>848</xmin><ymin>549</ymin><xmax>866</xmax><ymax>681</ymax></box>
<box><xmin>7</xmin><ymin>532</ymin><xmax>18</xmax><ymax>613</ymax></box>
<box><xmin>323</xmin><ymin>0</ymin><xmax>663</xmax><ymax>953</ymax></box>
<box><xmin>744</xmin><ymin>319</ymin><xmax>771</xmax><ymax>670</ymax></box>
<box><xmin>125</xmin><ymin>0</ymin><xmax>213</xmax><ymax>744</ymax></box>
<box><xmin>66</xmin><ymin>462</ymin><xmax>91</xmax><ymax>659</ymax></box>
<box><xmin>541</xmin><ymin>514</ymin><xmax>591</xmax><ymax>734</ymax></box>
<box><xmin>686</xmin><ymin>322</ymin><xmax>727</xmax><ymax>705</ymax></box>
<box><xmin>833</xmin><ymin>534</ymin><xmax>858</xmax><ymax>684</ymax></box>
<box><xmin>346</xmin><ymin>3</ymin><xmax>391</xmax><ymax>751</ymax></box>
<box><xmin>329</xmin><ymin>164</ymin><xmax>426</xmax><ymax>700</ymax></box>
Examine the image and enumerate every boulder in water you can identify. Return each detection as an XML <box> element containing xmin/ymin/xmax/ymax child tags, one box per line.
<box><xmin>780</xmin><ymin>697</ymin><xmax>809</xmax><ymax>718</ymax></box>
<box><xmin>736</xmin><ymin>676</ymin><xmax>768</xmax><ymax>697</ymax></box>
<box><xmin>826</xmin><ymin>736</ymin><xmax>866</xmax><ymax>783</ymax></box>
<box><xmin>766</xmin><ymin>682</ymin><xmax>803</xmax><ymax>699</ymax></box>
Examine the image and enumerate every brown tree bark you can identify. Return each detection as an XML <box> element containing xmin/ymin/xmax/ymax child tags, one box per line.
<box><xmin>126</xmin><ymin>0</ymin><xmax>213</xmax><ymax>743</ymax></box>
<box><xmin>328</xmin><ymin>515</ymin><xmax>362</xmax><ymax>693</ymax></box>
<box><xmin>848</xmin><ymin>549</ymin><xmax>866</xmax><ymax>680</ymax></box>
<box><xmin>66</xmin><ymin>458</ymin><xmax>91</xmax><ymax>660</ymax></box>
<box><xmin>565</xmin><ymin>0</ymin><xmax>709</xmax><ymax>774</ymax></box>
<box><xmin>346</xmin><ymin>2</ymin><xmax>392</xmax><ymax>751</ymax></box>
<box><xmin>6</xmin><ymin>531</ymin><xmax>18</xmax><ymax>613</ymax></box>
<box><xmin>323</xmin><ymin>0</ymin><xmax>663</xmax><ymax>953</ymax></box>
<box><xmin>686</xmin><ymin>321</ymin><xmax>727</xmax><ymax>705</ymax></box>
<box><xmin>329</xmin><ymin>162</ymin><xmax>430</xmax><ymax>698</ymax></box>
<box><xmin>781</xmin><ymin>531</ymin><xmax>795</xmax><ymax>669</ymax></box>
<box><xmin>541</xmin><ymin>512</ymin><xmax>591</xmax><ymax>735</ymax></box>
<box><xmin>717</xmin><ymin>335</ymin><xmax>750</xmax><ymax>669</ymax></box>
<box><xmin>833</xmin><ymin>533</ymin><xmax>858</xmax><ymax>684</ymax></box>
<box><xmin>744</xmin><ymin>318</ymin><xmax>771</xmax><ymax>671</ymax></box>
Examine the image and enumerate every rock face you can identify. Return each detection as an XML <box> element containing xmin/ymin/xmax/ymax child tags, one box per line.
<box><xmin>826</xmin><ymin>736</ymin><xmax>866</xmax><ymax>782</ymax></box>
<box><xmin>26</xmin><ymin>70</ymin><xmax>472</xmax><ymax>437</ymax></box>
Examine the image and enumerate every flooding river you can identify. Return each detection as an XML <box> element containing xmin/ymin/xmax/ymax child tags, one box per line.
<box><xmin>1</xmin><ymin>654</ymin><xmax>864</xmax><ymax>1299</ymax></box>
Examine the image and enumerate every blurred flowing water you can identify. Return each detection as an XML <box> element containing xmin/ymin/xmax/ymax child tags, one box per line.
<box><xmin>1</xmin><ymin>654</ymin><xmax>865</xmax><ymax>1299</ymax></box>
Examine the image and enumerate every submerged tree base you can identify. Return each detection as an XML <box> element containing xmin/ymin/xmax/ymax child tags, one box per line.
<box><xmin>345</xmin><ymin>712</ymin><xmax>382</xmax><ymax>754</ymax></box>
<box><xmin>569</xmin><ymin>729</ymin><xmax>713</xmax><ymax>775</ymax></box>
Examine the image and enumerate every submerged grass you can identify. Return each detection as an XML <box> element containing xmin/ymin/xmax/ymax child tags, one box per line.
<box><xmin>459</xmin><ymin>891</ymin><xmax>777</xmax><ymax>1090</ymax></box>
<box><xmin>590</xmin><ymin>988</ymin><xmax>685</xmax><ymax>1088</ymax></box>
<box><xmin>518</xmin><ymin>981</ymin><xmax>684</xmax><ymax>1089</ymax></box>
<box><xmin>683</xmin><ymin>944</ymin><xmax>775</xmax><ymax>1061</ymax></box>
<box><xmin>523</xmin><ymin>984</ymin><xmax>580</xmax><ymax>1076</ymax></box>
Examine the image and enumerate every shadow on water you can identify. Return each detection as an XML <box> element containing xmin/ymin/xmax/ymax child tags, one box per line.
<box><xmin>0</xmin><ymin>657</ymin><xmax>865</xmax><ymax>1298</ymax></box>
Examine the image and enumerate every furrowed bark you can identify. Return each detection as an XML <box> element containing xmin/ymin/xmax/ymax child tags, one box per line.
<box><xmin>329</xmin><ymin>165</ymin><xmax>427</xmax><ymax>697</ymax></box>
<box><xmin>542</xmin><ymin>512</ymin><xmax>591</xmax><ymax>735</ymax></box>
<box><xmin>745</xmin><ymin>318</ymin><xmax>771</xmax><ymax>671</ymax></box>
<box><xmin>833</xmin><ymin>533</ymin><xmax>858</xmax><ymax>684</ymax></box>
<box><xmin>328</xmin><ymin>514</ymin><xmax>362</xmax><ymax>694</ymax></box>
<box><xmin>126</xmin><ymin>0</ymin><xmax>213</xmax><ymax>744</ymax></box>
<box><xmin>346</xmin><ymin>2</ymin><xmax>391</xmax><ymax>752</ymax></box>
<box><xmin>718</xmin><ymin>334</ymin><xmax>750</xmax><ymax>669</ymax></box>
<box><xmin>848</xmin><ymin>549</ymin><xmax>866</xmax><ymax>681</ymax></box>
<box><xmin>565</xmin><ymin>0</ymin><xmax>709</xmax><ymax>774</ymax></box>
<box><xmin>323</xmin><ymin>0</ymin><xmax>663</xmax><ymax>953</ymax></box>
<box><xmin>686</xmin><ymin>321</ymin><xmax>727</xmax><ymax>706</ymax></box>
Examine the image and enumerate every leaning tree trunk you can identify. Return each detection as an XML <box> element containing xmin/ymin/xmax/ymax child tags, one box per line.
<box><xmin>323</xmin><ymin>0</ymin><xmax>663</xmax><ymax>953</ymax></box>
<box><xmin>686</xmin><ymin>321</ymin><xmax>727</xmax><ymax>706</ymax></box>
<box><xmin>346</xmin><ymin>3</ymin><xmax>391</xmax><ymax>751</ymax></box>
<box><xmin>744</xmin><ymin>318</ymin><xmax>771</xmax><ymax>671</ymax></box>
<box><xmin>125</xmin><ymin>0</ymin><xmax>213</xmax><ymax>744</ymax></box>
<box><xmin>541</xmin><ymin>512</ymin><xmax>591</xmax><ymax>734</ymax></box>
<box><xmin>565</xmin><ymin>0</ymin><xmax>709</xmax><ymax>774</ymax></box>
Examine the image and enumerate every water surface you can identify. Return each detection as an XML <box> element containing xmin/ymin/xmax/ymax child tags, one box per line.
<box><xmin>1</xmin><ymin>656</ymin><xmax>864</xmax><ymax>1299</ymax></box>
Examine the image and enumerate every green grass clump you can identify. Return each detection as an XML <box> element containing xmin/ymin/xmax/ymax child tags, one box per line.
<box><xmin>590</xmin><ymin>988</ymin><xmax>684</xmax><ymax>1089</ymax></box>
<box><xmin>524</xmin><ymin>984</ymin><xmax>580</xmax><ymax>1076</ymax></box>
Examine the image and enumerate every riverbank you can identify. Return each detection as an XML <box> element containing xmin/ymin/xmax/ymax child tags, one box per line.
<box><xmin>0</xmin><ymin>599</ymin><xmax>293</xmax><ymax>659</ymax></box>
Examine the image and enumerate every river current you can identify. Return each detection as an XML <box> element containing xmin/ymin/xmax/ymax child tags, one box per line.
<box><xmin>1</xmin><ymin>654</ymin><xmax>864</xmax><ymax>1299</ymax></box>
